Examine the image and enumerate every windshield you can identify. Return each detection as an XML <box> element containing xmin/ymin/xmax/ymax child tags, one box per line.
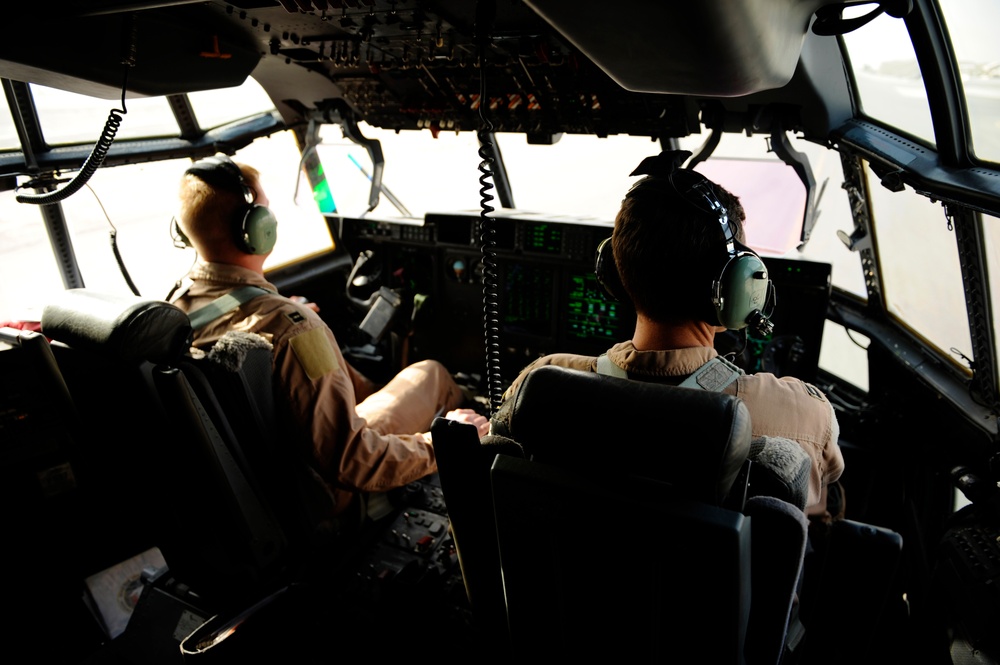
<box><xmin>0</xmin><ymin>77</ymin><xmax>331</xmax><ymax>322</ymax></box>
<box><xmin>317</xmin><ymin>123</ymin><xmax>857</xmax><ymax>281</ymax></box>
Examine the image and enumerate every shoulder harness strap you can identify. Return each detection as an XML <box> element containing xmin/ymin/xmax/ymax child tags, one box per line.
<box><xmin>678</xmin><ymin>355</ymin><xmax>744</xmax><ymax>392</ymax></box>
<box><xmin>596</xmin><ymin>353</ymin><xmax>628</xmax><ymax>379</ymax></box>
<box><xmin>187</xmin><ymin>285</ymin><xmax>273</xmax><ymax>331</ymax></box>
<box><xmin>597</xmin><ymin>352</ymin><xmax>744</xmax><ymax>392</ymax></box>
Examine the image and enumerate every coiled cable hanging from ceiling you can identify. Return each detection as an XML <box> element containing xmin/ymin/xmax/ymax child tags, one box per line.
<box><xmin>475</xmin><ymin>0</ymin><xmax>502</xmax><ymax>415</ymax></box>
<box><xmin>15</xmin><ymin>15</ymin><xmax>136</xmax><ymax>206</ymax></box>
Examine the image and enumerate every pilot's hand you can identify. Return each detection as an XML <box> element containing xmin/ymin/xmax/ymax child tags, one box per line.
<box><xmin>290</xmin><ymin>295</ymin><xmax>320</xmax><ymax>313</ymax></box>
<box><xmin>444</xmin><ymin>408</ymin><xmax>490</xmax><ymax>439</ymax></box>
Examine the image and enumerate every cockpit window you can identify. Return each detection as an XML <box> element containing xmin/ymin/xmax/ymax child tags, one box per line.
<box><xmin>981</xmin><ymin>212</ymin><xmax>1000</xmax><ymax>378</ymax></box>
<box><xmin>315</xmin><ymin>125</ymin><xmax>669</xmax><ymax>223</ymax></box>
<box><xmin>495</xmin><ymin>133</ymin><xmax>666</xmax><ymax>222</ymax></box>
<box><xmin>241</xmin><ymin>132</ymin><xmax>336</xmax><ymax>269</ymax></box>
<box><xmin>0</xmin><ymin>99</ymin><xmax>19</xmax><ymax>151</ymax></box>
<box><xmin>867</xmin><ymin>161</ymin><xmax>973</xmax><ymax>372</ymax></box>
<box><xmin>675</xmin><ymin>132</ymin><xmax>867</xmax><ymax>301</ymax></box>
<box><xmin>31</xmin><ymin>84</ymin><xmax>179</xmax><ymax>143</ymax></box>
<box><xmin>939</xmin><ymin>0</ymin><xmax>1000</xmax><ymax>164</ymax></box>
<box><xmin>28</xmin><ymin>76</ymin><xmax>276</xmax><ymax>147</ymax></box>
<box><xmin>841</xmin><ymin>9</ymin><xmax>935</xmax><ymax>147</ymax></box>
<box><xmin>187</xmin><ymin>78</ymin><xmax>276</xmax><ymax>130</ymax></box>
<box><xmin>316</xmin><ymin>123</ymin><xmax>484</xmax><ymax>220</ymax></box>
<box><xmin>0</xmin><ymin>129</ymin><xmax>328</xmax><ymax>322</ymax></box>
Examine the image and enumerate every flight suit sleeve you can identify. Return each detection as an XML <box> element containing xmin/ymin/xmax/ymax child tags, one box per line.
<box><xmin>273</xmin><ymin>322</ymin><xmax>437</xmax><ymax>495</ymax></box>
<box><xmin>734</xmin><ymin>374</ymin><xmax>844</xmax><ymax>512</ymax></box>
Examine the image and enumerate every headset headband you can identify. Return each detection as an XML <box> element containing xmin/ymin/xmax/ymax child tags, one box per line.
<box><xmin>625</xmin><ymin>149</ymin><xmax>737</xmax><ymax>246</ymax></box>
<box><xmin>185</xmin><ymin>153</ymin><xmax>254</xmax><ymax>204</ymax></box>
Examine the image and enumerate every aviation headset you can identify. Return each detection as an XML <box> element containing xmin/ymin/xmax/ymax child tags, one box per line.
<box><xmin>595</xmin><ymin>150</ymin><xmax>774</xmax><ymax>336</ymax></box>
<box><xmin>176</xmin><ymin>153</ymin><xmax>278</xmax><ymax>256</ymax></box>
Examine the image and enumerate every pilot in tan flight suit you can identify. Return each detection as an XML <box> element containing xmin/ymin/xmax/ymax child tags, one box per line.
<box><xmin>171</xmin><ymin>153</ymin><xmax>489</xmax><ymax>531</ymax></box>
<box><xmin>495</xmin><ymin>151</ymin><xmax>844</xmax><ymax>517</ymax></box>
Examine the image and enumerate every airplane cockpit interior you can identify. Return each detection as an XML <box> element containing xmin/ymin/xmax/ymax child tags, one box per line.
<box><xmin>1</xmin><ymin>0</ymin><xmax>999</xmax><ymax>663</ymax></box>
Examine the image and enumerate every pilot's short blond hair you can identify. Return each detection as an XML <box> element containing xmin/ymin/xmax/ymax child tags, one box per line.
<box><xmin>177</xmin><ymin>161</ymin><xmax>261</xmax><ymax>257</ymax></box>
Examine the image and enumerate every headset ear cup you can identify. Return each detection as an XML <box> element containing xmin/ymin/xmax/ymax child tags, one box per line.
<box><xmin>239</xmin><ymin>205</ymin><xmax>278</xmax><ymax>255</ymax></box>
<box><xmin>595</xmin><ymin>237</ymin><xmax>628</xmax><ymax>302</ymax></box>
<box><xmin>714</xmin><ymin>252</ymin><xmax>770</xmax><ymax>330</ymax></box>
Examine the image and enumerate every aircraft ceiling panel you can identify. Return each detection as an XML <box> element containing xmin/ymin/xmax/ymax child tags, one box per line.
<box><xmin>4</xmin><ymin>1</ymin><xmax>850</xmax><ymax>140</ymax></box>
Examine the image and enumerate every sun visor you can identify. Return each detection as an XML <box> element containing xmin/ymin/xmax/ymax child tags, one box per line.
<box><xmin>0</xmin><ymin>6</ymin><xmax>260</xmax><ymax>99</ymax></box>
<box><xmin>523</xmin><ymin>0</ymin><xmax>828</xmax><ymax>97</ymax></box>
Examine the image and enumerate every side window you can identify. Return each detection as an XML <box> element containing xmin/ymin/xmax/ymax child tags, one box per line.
<box><xmin>0</xmin><ymin>129</ymin><xmax>332</xmax><ymax>321</ymax></box>
<box><xmin>54</xmin><ymin>131</ymin><xmax>334</xmax><ymax>300</ymax></box>
<box><xmin>32</xmin><ymin>85</ymin><xmax>177</xmax><ymax>143</ymax></box>
<box><xmin>0</xmin><ymin>192</ymin><xmax>64</xmax><ymax>321</ymax></box>
<box><xmin>0</xmin><ymin>76</ymin><xmax>331</xmax><ymax>321</ymax></box>
<box><xmin>675</xmin><ymin>132</ymin><xmax>865</xmax><ymax>300</ymax></box>
<box><xmin>868</xmin><ymin>161</ymin><xmax>972</xmax><ymax>372</ymax></box>
<box><xmin>54</xmin><ymin>158</ymin><xmax>194</xmax><ymax>302</ymax></box>
<box><xmin>938</xmin><ymin>0</ymin><xmax>1000</xmax><ymax>164</ymax></box>
<box><xmin>981</xmin><ymin>212</ymin><xmax>1000</xmax><ymax>382</ymax></box>
<box><xmin>820</xmin><ymin>320</ymin><xmax>870</xmax><ymax>392</ymax></box>
<box><xmin>0</xmin><ymin>98</ymin><xmax>19</xmax><ymax>150</ymax></box>
<box><xmin>841</xmin><ymin>10</ymin><xmax>934</xmax><ymax>147</ymax></box>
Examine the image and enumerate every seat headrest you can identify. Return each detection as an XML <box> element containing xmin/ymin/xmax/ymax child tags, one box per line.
<box><xmin>493</xmin><ymin>364</ymin><xmax>752</xmax><ymax>505</ymax></box>
<box><xmin>41</xmin><ymin>289</ymin><xmax>192</xmax><ymax>365</ymax></box>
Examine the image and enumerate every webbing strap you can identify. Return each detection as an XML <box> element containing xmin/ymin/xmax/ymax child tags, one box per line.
<box><xmin>596</xmin><ymin>352</ymin><xmax>743</xmax><ymax>392</ymax></box>
<box><xmin>678</xmin><ymin>355</ymin><xmax>744</xmax><ymax>392</ymax></box>
<box><xmin>596</xmin><ymin>353</ymin><xmax>628</xmax><ymax>378</ymax></box>
<box><xmin>187</xmin><ymin>285</ymin><xmax>273</xmax><ymax>330</ymax></box>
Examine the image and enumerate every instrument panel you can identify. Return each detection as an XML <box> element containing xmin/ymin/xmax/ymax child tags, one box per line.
<box><xmin>332</xmin><ymin>210</ymin><xmax>634</xmax><ymax>386</ymax></box>
<box><xmin>330</xmin><ymin>210</ymin><xmax>832</xmax><ymax>388</ymax></box>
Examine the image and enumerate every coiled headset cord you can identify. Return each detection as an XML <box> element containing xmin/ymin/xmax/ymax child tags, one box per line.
<box><xmin>15</xmin><ymin>99</ymin><xmax>125</xmax><ymax>206</ymax></box>
<box><xmin>16</xmin><ymin>14</ymin><xmax>135</xmax><ymax>205</ymax></box>
<box><xmin>475</xmin><ymin>0</ymin><xmax>502</xmax><ymax>415</ymax></box>
<box><xmin>16</xmin><ymin>16</ymin><xmax>139</xmax><ymax>295</ymax></box>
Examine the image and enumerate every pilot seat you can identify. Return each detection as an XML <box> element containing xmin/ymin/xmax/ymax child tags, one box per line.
<box><xmin>432</xmin><ymin>364</ymin><xmax>814</xmax><ymax>665</ymax></box>
<box><xmin>38</xmin><ymin>288</ymin><xmax>343</xmax><ymax>661</ymax></box>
